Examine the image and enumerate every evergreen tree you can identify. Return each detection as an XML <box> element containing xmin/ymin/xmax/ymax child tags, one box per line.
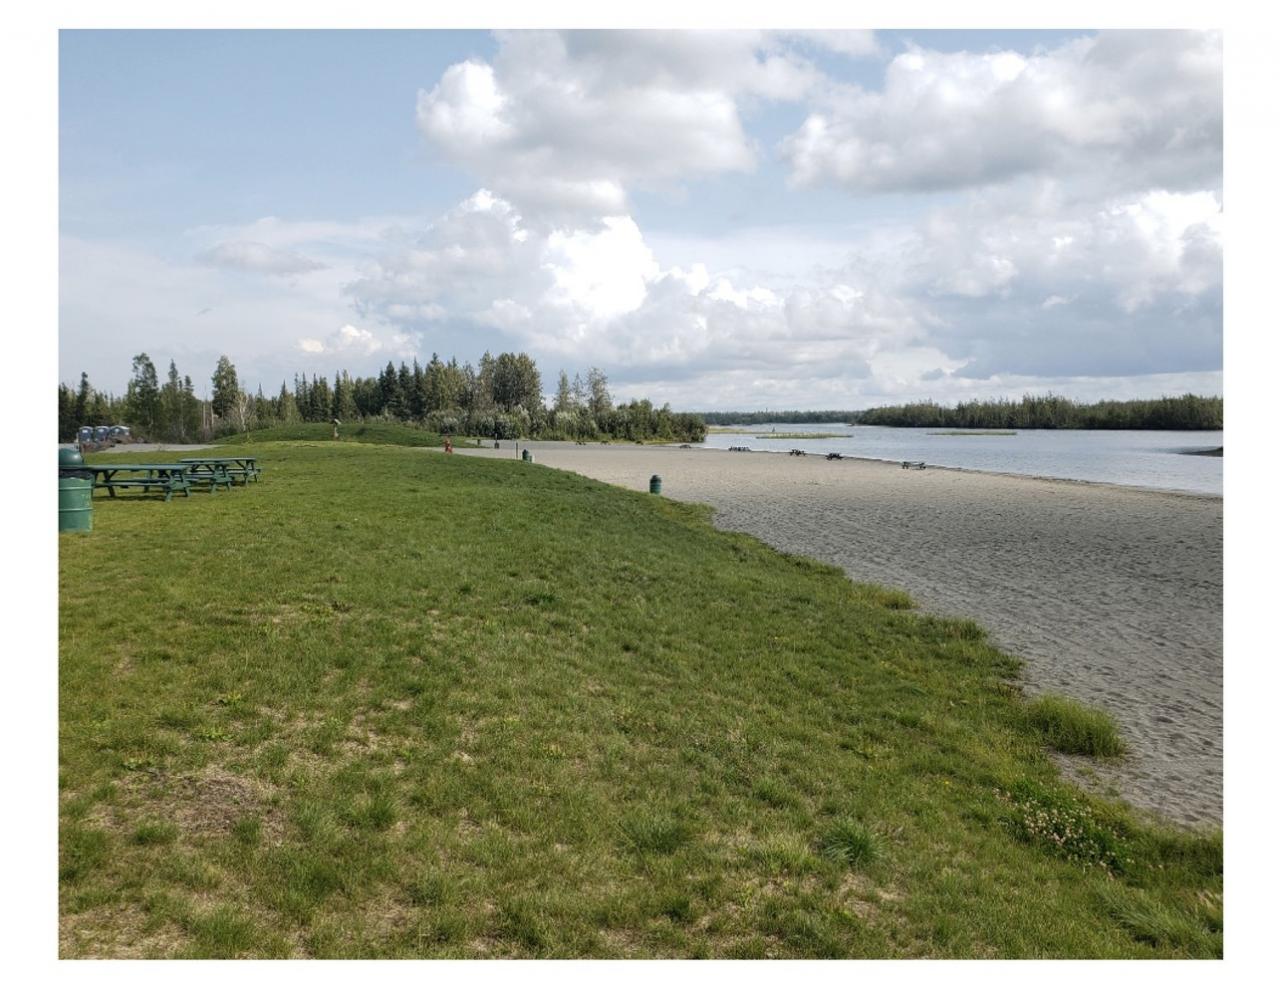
<box><xmin>278</xmin><ymin>381</ymin><xmax>299</xmax><ymax>423</ymax></box>
<box><xmin>58</xmin><ymin>383</ymin><xmax>75</xmax><ymax>441</ymax></box>
<box><xmin>424</xmin><ymin>353</ymin><xmax>446</xmax><ymax>413</ymax></box>
<box><xmin>309</xmin><ymin>375</ymin><xmax>332</xmax><ymax>421</ymax></box>
<box><xmin>409</xmin><ymin>359</ymin><xmax>427</xmax><ymax>419</ymax></box>
<box><xmin>126</xmin><ymin>353</ymin><xmax>161</xmax><ymax>434</ymax></box>
<box><xmin>332</xmin><ymin>371</ymin><xmax>358</xmax><ymax>421</ymax></box>
<box><xmin>396</xmin><ymin>362</ymin><xmax>413</xmax><ymax>418</ymax></box>
<box><xmin>73</xmin><ymin>371</ymin><xmax>92</xmax><ymax>426</ymax></box>
<box><xmin>182</xmin><ymin>375</ymin><xmax>203</xmax><ymax>439</ymax></box>
<box><xmin>378</xmin><ymin>361</ymin><xmax>401</xmax><ymax>416</ymax></box>
<box><xmin>162</xmin><ymin>359</ymin><xmax>187</xmax><ymax>440</ymax></box>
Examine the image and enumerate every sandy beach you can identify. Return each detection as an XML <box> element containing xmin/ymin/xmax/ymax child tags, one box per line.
<box><xmin>452</xmin><ymin>441</ymin><xmax>1223</xmax><ymax>827</ymax></box>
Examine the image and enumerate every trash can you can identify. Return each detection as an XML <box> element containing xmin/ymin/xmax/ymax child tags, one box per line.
<box><xmin>59</xmin><ymin>447</ymin><xmax>94</xmax><ymax>533</ymax></box>
<box><xmin>521</xmin><ymin>448</ymin><xmax>534</xmax><ymax>463</ymax></box>
<box><xmin>649</xmin><ymin>474</ymin><xmax>662</xmax><ymax>495</ymax></box>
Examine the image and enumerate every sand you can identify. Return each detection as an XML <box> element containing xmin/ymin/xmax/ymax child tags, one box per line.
<box><xmin>452</xmin><ymin>441</ymin><xmax>1223</xmax><ymax>827</ymax></box>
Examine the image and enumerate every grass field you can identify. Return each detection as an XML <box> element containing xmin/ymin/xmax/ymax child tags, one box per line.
<box><xmin>214</xmin><ymin>421</ymin><xmax>451</xmax><ymax>447</ymax></box>
<box><xmin>59</xmin><ymin>441</ymin><xmax>1221</xmax><ymax>958</ymax></box>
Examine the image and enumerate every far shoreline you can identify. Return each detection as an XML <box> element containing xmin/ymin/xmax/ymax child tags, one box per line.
<box><xmin>648</xmin><ymin>441</ymin><xmax>1224</xmax><ymax>500</ymax></box>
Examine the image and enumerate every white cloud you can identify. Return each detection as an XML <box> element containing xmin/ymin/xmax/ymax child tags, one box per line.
<box><xmin>416</xmin><ymin>30</ymin><xmax>833</xmax><ymax>221</ymax></box>
<box><xmin>783</xmin><ymin>30</ymin><xmax>880</xmax><ymax>59</ymax></box>
<box><xmin>781</xmin><ymin>30</ymin><xmax>1221</xmax><ymax>195</ymax></box>
<box><xmin>296</xmin><ymin>324</ymin><xmax>389</xmax><ymax>357</ymax></box>
<box><xmin>60</xmin><ymin>31</ymin><xmax>1220</xmax><ymax>410</ymax></box>
<box><xmin>197</xmin><ymin>240</ymin><xmax>326</xmax><ymax>276</ymax></box>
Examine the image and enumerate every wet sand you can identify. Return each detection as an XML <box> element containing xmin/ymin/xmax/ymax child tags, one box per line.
<box><xmin>453</xmin><ymin>441</ymin><xmax>1223</xmax><ymax>827</ymax></box>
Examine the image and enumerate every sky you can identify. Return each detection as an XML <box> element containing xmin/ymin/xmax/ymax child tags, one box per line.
<box><xmin>58</xmin><ymin>28</ymin><xmax>1223</xmax><ymax>410</ymax></box>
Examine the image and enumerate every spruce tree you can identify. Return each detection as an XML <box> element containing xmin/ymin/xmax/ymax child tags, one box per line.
<box><xmin>127</xmin><ymin>353</ymin><xmax>161</xmax><ymax>434</ymax></box>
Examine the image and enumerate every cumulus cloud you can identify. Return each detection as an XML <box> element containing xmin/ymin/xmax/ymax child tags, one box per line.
<box><xmin>895</xmin><ymin>183</ymin><xmax>1223</xmax><ymax>379</ymax></box>
<box><xmin>297</xmin><ymin>323</ymin><xmax>418</xmax><ymax>360</ymax></box>
<box><xmin>416</xmin><ymin>30</ymin><xmax>833</xmax><ymax>221</ymax></box>
<box><xmin>345</xmin><ymin>189</ymin><xmax>928</xmax><ymax>390</ymax></box>
<box><xmin>197</xmin><ymin>240</ymin><xmax>327</xmax><ymax>276</ymax></box>
<box><xmin>62</xmin><ymin>30</ymin><xmax>1220</xmax><ymax>410</ymax></box>
<box><xmin>781</xmin><ymin>30</ymin><xmax>1222</xmax><ymax>195</ymax></box>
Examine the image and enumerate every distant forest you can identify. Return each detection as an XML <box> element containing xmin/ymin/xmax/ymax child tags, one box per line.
<box><xmin>701</xmin><ymin>410</ymin><xmax>858</xmax><ymax>425</ymax></box>
<box><xmin>58</xmin><ymin>351</ymin><xmax>706</xmax><ymax>444</ymax></box>
<box><xmin>854</xmin><ymin>393</ymin><xmax>1223</xmax><ymax>431</ymax></box>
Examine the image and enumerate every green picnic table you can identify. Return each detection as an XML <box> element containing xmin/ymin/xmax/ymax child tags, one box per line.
<box><xmin>179</xmin><ymin>456</ymin><xmax>262</xmax><ymax>485</ymax></box>
<box><xmin>85</xmin><ymin>463</ymin><xmax>201</xmax><ymax>502</ymax></box>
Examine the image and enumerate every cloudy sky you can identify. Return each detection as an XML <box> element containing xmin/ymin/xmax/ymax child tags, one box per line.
<box><xmin>59</xmin><ymin>28</ymin><xmax>1222</xmax><ymax>409</ymax></box>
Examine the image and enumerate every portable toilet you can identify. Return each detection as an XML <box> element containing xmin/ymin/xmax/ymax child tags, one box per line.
<box><xmin>77</xmin><ymin>426</ymin><xmax>93</xmax><ymax>446</ymax></box>
<box><xmin>94</xmin><ymin>425</ymin><xmax>110</xmax><ymax>443</ymax></box>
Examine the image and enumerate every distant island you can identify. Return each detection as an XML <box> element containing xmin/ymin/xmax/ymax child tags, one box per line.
<box><xmin>701</xmin><ymin>394</ymin><xmax>1222</xmax><ymax>432</ymax></box>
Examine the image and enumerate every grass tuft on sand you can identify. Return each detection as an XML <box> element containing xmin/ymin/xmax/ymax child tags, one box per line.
<box><xmin>59</xmin><ymin>441</ymin><xmax>1219</xmax><ymax>958</ymax></box>
<box><xmin>1025</xmin><ymin>695</ymin><xmax>1127</xmax><ymax>757</ymax></box>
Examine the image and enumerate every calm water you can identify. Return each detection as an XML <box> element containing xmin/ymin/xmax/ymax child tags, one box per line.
<box><xmin>698</xmin><ymin>424</ymin><xmax>1223</xmax><ymax>496</ymax></box>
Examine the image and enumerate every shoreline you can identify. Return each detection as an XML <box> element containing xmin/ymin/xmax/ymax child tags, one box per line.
<box><xmin>448</xmin><ymin>441</ymin><xmax>1223</xmax><ymax>827</ymax></box>
<box><xmin>668</xmin><ymin>443</ymin><xmax>1223</xmax><ymax>501</ymax></box>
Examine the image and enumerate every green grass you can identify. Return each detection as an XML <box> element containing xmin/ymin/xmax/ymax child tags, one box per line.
<box><xmin>818</xmin><ymin>819</ymin><xmax>880</xmax><ymax>867</ymax></box>
<box><xmin>214</xmin><ymin>421</ymin><xmax>448</xmax><ymax>448</ymax></box>
<box><xmin>1025</xmin><ymin>695</ymin><xmax>1127</xmax><ymax>757</ymax></box>
<box><xmin>58</xmin><ymin>441</ymin><xmax>1220</xmax><ymax>958</ymax></box>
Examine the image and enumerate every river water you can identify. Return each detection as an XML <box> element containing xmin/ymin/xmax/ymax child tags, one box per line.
<box><xmin>698</xmin><ymin>424</ymin><xmax>1223</xmax><ymax>496</ymax></box>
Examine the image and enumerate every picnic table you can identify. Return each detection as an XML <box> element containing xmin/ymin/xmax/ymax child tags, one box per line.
<box><xmin>86</xmin><ymin>463</ymin><xmax>197</xmax><ymax>502</ymax></box>
<box><xmin>179</xmin><ymin>456</ymin><xmax>261</xmax><ymax>485</ymax></box>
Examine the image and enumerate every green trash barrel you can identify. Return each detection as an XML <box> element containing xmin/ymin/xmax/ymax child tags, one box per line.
<box><xmin>522</xmin><ymin>448</ymin><xmax>533</xmax><ymax>463</ymax></box>
<box><xmin>649</xmin><ymin>474</ymin><xmax>662</xmax><ymax>495</ymax></box>
<box><xmin>59</xmin><ymin>447</ymin><xmax>94</xmax><ymax>533</ymax></box>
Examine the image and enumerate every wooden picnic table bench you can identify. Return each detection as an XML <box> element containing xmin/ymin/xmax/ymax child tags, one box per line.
<box><xmin>901</xmin><ymin>460</ymin><xmax>926</xmax><ymax>470</ymax></box>
<box><xmin>85</xmin><ymin>464</ymin><xmax>195</xmax><ymax>502</ymax></box>
<box><xmin>179</xmin><ymin>456</ymin><xmax>261</xmax><ymax>485</ymax></box>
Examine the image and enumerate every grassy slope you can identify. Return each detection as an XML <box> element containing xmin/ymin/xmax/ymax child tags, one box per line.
<box><xmin>59</xmin><ymin>442</ymin><xmax>1221</xmax><ymax>958</ymax></box>
<box><xmin>214</xmin><ymin>422</ymin><xmax>447</xmax><ymax>447</ymax></box>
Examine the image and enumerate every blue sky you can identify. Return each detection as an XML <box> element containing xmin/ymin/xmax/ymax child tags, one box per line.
<box><xmin>59</xmin><ymin>29</ymin><xmax>1222</xmax><ymax>409</ymax></box>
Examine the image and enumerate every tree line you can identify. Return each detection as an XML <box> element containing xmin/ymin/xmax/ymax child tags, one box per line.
<box><xmin>854</xmin><ymin>393</ymin><xmax>1223</xmax><ymax>430</ymax></box>
<box><xmin>58</xmin><ymin>351</ymin><xmax>707</xmax><ymax>444</ymax></box>
<box><xmin>701</xmin><ymin>410</ymin><xmax>858</xmax><ymax>426</ymax></box>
